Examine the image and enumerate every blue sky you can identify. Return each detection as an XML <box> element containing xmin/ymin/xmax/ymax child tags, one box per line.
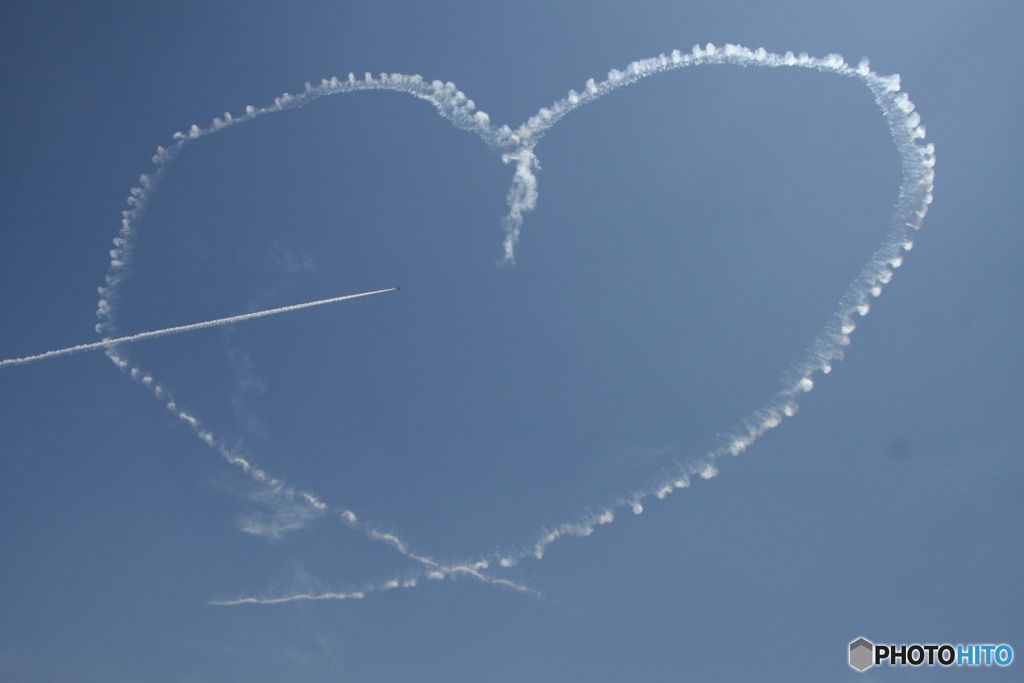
<box><xmin>1</xmin><ymin>1</ymin><xmax>1021</xmax><ymax>680</ymax></box>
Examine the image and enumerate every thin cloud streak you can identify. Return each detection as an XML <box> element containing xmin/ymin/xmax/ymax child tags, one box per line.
<box><xmin>0</xmin><ymin>288</ymin><xmax>398</xmax><ymax>369</ymax></box>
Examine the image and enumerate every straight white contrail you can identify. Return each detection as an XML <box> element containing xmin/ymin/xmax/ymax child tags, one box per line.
<box><xmin>0</xmin><ymin>287</ymin><xmax>398</xmax><ymax>369</ymax></box>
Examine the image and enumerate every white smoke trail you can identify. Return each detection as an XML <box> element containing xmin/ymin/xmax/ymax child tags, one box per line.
<box><xmin>0</xmin><ymin>288</ymin><xmax>397</xmax><ymax>369</ymax></box>
<box><xmin>94</xmin><ymin>75</ymin><xmax>514</xmax><ymax>345</ymax></box>
<box><xmin>210</xmin><ymin>509</ymin><xmax>543</xmax><ymax>605</ymax></box>
<box><xmin>208</xmin><ymin>561</ymin><xmax>539</xmax><ymax>606</ymax></box>
<box><xmin>455</xmin><ymin>43</ymin><xmax>935</xmax><ymax>575</ymax></box>
<box><xmin>334</xmin><ymin>510</ymin><xmax>543</xmax><ymax>597</ymax></box>
<box><xmin>87</xmin><ymin>43</ymin><xmax>931</xmax><ymax>604</ymax></box>
<box><xmin>88</xmin><ymin>64</ymin><xmax>541</xmax><ymax>595</ymax></box>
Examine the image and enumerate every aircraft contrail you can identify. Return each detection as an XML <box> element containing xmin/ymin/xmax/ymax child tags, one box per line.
<box><xmin>0</xmin><ymin>287</ymin><xmax>399</xmax><ymax>369</ymax></box>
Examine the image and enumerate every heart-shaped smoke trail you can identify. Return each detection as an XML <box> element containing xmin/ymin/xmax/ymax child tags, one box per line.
<box><xmin>3</xmin><ymin>44</ymin><xmax>934</xmax><ymax>604</ymax></box>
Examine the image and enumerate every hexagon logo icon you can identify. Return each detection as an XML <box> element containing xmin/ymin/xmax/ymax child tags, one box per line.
<box><xmin>849</xmin><ymin>637</ymin><xmax>874</xmax><ymax>671</ymax></box>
